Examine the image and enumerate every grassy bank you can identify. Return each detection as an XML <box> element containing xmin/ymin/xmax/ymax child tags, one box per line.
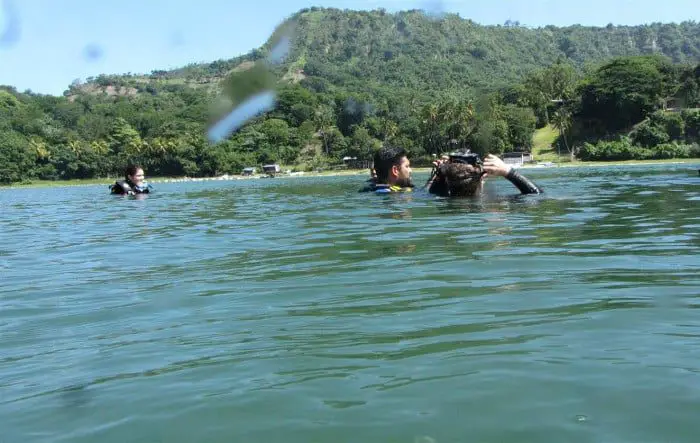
<box><xmin>531</xmin><ymin>124</ymin><xmax>563</xmax><ymax>162</ymax></box>
<box><xmin>1</xmin><ymin>176</ymin><xmax>167</xmax><ymax>189</ymax></box>
<box><xmin>0</xmin><ymin>169</ymin><xmax>369</xmax><ymax>190</ymax></box>
<box><xmin>529</xmin><ymin>126</ymin><xmax>700</xmax><ymax>167</ymax></box>
<box><xmin>2</xmin><ymin>177</ymin><xmax>118</xmax><ymax>189</ymax></box>
<box><xmin>551</xmin><ymin>158</ymin><xmax>700</xmax><ymax>167</ymax></box>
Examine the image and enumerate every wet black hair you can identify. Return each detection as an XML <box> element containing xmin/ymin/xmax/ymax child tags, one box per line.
<box><xmin>125</xmin><ymin>164</ymin><xmax>144</xmax><ymax>180</ymax></box>
<box><xmin>373</xmin><ymin>146</ymin><xmax>407</xmax><ymax>183</ymax></box>
<box><xmin>429</xmin><ymin>162</ymin><xmax>485</xmax><ymax>197</ymax></box>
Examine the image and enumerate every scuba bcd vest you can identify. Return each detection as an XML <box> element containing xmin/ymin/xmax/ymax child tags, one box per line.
<box><xmin>358</xmin><ymin>181</ymin><xmax>413</xmax><ymax>194</ymax></box>
<box><xmin>373</xmin><ymin>183</ymin><xmax>412</xmax><ymax>194</ymax></box>
<box><xmin>110</xmin><ymin>180</ymin><xmax>151</xmax><ymax>195</ymax></box>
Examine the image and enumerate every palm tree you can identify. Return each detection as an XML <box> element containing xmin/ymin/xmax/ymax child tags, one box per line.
<box><xmin>30</xmin><ymin>138</ymin><xmax>51</xmax><ymax>161</ymax></box>
<box><xmin>380</xmin><ymin>116</ymin><xmax>398</xmax><ymax>141</ymax></box>
<box><xmin>420</xmin><ymin>103</ymin><xmax>441</xmax><ymax>155</ymax></box>
<box><xmin>67</xmin><ymin>140</ymin><xmax>82</xmax><ymax>157</ymax></box>
<box><xmin>314</xmin><ymin>105</ymin><xmax>335</xmax><ymax>155</ymax></box>
<box><xmin>552</xmin><ymin>108</ymin><xmax>573</xmax><ymax>161</ymax></box>
<box><xmin>90</xmin><ymin>140</ymin><xmax>109</xmax><ymax>155</ymax></box>
<box><xmin>450</xmin><ymin>100</ymin><xmax>476</xmax><ymax>151</ymax></box>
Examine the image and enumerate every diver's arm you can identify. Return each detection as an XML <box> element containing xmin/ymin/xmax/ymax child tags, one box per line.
<box><xmin>483</xmin><ymin>154</ymin><xmax>542</xmax><ymax>195</ymax></box>
<box><xmin>505</xmin><ymin>168</ymin><xmax>543</xmax><ymax>194</ymax></box>
<box><xmin>425</xmin><ymin>168</ymin><xmax>450</xmax><ymax>196</ymax></box>
<box><xmin>425</xmin><ymin>160</ymin><xmax>450</xmax><ymax>196</ymax></box>
<box><xmin>427</xmin><ymin>177</ymin><xmax>448</xmax><ymax>196</ymax></box>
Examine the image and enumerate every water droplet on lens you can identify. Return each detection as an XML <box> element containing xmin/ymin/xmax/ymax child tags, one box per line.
<box><xmin>0</xmin><ymin>0</ymin><xmax>21</xmax><ymax>48</ymax></box>
<box><xmin>420</xmin><ymin>0</ymin><xmax>446</xmax><ymax>20</ymax></box>
<box><xmin>207</xmin><ymin>90</ymin><xmax>277</xmax><ymax>143</ymax></box>
<box><xmin>83</xmin><ymin>44</ymin><xmax>103</xmax><ymax>61</ymax></box>
<box><xmin>267</xmin><ymin>35</ymin><xmax>290</xmax><ymax>65</ymax></box>
<box><xmin>170</xmin><ymin>30</ymin><xmax>185</xmax><ymax>47</ymax></box>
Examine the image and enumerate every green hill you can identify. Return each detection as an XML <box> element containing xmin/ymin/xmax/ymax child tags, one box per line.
<box><xmin>68</xmin><ymin>8</ymin><xmax>700</xmax><ymax>100</ymax></box>
<box><xmin>1</xmin><ymin>7</ymin><xmax>700</xmax><ymax>184</ymax></box>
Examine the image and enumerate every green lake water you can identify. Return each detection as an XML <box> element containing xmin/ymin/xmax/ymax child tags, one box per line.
<box><xmin>2</xmin><ymin>163</ymin><xmax>700</xmax><ymax>443</ymax></box>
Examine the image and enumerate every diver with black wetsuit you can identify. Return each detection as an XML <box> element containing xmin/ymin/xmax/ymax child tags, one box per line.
<box><xmin>425</xmin><ymin>151</ymin><xmax>543</xmax><ymax>198</ymax></box>
<box><xmin>110</xmin><ymin>164</ymin><xmax>152</xmax><ymax>196</ymax></box>
<box><xmin>358</xmin><ymin>146</ymin><xmax>414</xmax><ymax>194</ymax></box>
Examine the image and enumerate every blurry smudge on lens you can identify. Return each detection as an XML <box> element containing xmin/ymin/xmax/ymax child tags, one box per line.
<box><xmin>266</xmin><ymin>17</ymin><xmax>297</xmax><ymax>65</ymax></box>
<box><xmin>420</xmin><ymin>0</ymin><xmax>447</xmax><ymax>20</ymax></box>
<box><xmin>83</xmin><ymin>44</ymin><xmax>103</xmax><ymax>62</ymax></box>
<box><xmin>170</xmin><ymin>30</ymin><xmax>185</xmax><ymax>48</ymax></box>
<box><xmin>0</xmin><ymin>0</ymin><xmax>21</xmax><ymax>48</ymax></box>
<box><xmin>207</xmin><ymin>90</ymin><xmax>276</xmax><ymax>143</ymax></box>
<box><xmin>205</xmin><ymin>19</ymin><xmax>298</xmax><ymax>142</ymax></box>
<box><xmin>267</xmin><ymin>35</ymin><xmax>290</xmax><ymax>65</ymax></box>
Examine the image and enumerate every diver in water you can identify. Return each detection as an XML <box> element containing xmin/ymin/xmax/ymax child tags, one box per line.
<box><xmin>426</xmin><ymin>151</ymin><xmax>542</xmax><ymax>197</ymax></box>
<box><xmin>359</xmin><ymin>145</ymin><xmax>414</xmax><ymax>193</ymax></box>
<box><xmin>110</xmin><ymin>164</ymin><xmax>153</xmax><ymax>195</ymax></box>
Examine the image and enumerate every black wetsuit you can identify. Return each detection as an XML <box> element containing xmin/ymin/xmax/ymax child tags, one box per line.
<box><xmin>358</xmin><ymin>180</ymin><xmax>413</xmax><ymax>194</ymax></box>
<box><xmin>504</xmin><ymin>168</ymin><xmax>543</xmax><ymax>194</ymax></box>
<box><xmin>110</xmin><ymin>180</ymin><xmax>151</xmax><ymax>195</ymax></box>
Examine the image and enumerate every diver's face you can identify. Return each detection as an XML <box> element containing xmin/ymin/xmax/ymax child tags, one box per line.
<box><xmin>129</xmin><ymin>168</ymin><xmax>145</xmax><ymax>187</ymax></box>
<box><xmin>392</xmin><ymin>156</ymin><xmax>412</xmax><ymax>187</ymax></box>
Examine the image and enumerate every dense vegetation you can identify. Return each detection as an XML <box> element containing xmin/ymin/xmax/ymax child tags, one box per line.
<box><xmin>2</xmin><ymin>8</ymin><xmax>700</xmax><ymax>184</ymax></box>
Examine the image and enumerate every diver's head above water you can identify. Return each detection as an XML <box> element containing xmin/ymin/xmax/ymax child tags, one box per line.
<box><xmin>373</xmin><ymin>145</ymin><xmax>413</xmax><ymax>188</ymax></box>
<box><xmin>110</xmin><ymin>164</ymin><xmax>151</xmax><ymax>195</ymax></box>
<box><xmin>427</xmin><ymin>152</ymin><xmax>531</xmax><ymax>197</ymax></box>
<box><xmin>125</xmin><ymin>164</ymin><xmax>145</xmax><ymax>188</ymax></box>
<box><xmin>434</xmin><ymin>161</ymin><xmax>486</xmax><ymax>197</ymax></box>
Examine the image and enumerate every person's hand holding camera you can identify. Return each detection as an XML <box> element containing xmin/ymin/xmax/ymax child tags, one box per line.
<box><xmin>482</xmin><ymin>154</ymin><xmax>512</xmax><ymax>177</ymax></box>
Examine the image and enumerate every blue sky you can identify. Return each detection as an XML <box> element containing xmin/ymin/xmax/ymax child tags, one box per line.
<box><xmin>0</xmin><ymin>0</ymin><xmax>698</xmax><ymax>95</ymax></box>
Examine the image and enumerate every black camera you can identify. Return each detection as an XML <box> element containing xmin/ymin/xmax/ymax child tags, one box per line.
<box><xmin>448</xmin><ymin>151</ymin><xmax>482</xmax><ymax>166</ymax></box>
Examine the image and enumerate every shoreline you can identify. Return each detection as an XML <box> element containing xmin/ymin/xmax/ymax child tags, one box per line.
<box><xmin>2</xmin><ymin>158</ymin><xmax>699</xmax><ymax>190</ymax></box>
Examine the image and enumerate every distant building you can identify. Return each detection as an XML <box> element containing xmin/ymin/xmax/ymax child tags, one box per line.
<box><xmin>664</xmin><ymin>97</ymin><xmax>683</xmax><ymax>112</ymax></box>
<box><xmin>242</xmin><ymin>167</ymin><xmax>256</xmax><ymax>176</ymax></box>
<box><xmin>502</xmin><ymin>152</ymin><xmax>532</xmax><ymax>167</ymax></box>
<box><xmin>262</xmin><ymin>164</ymin><xmax>281</xmax><ymax>175</ymax></box>
<box><xmin>342</xmin><ymin>156</ymin><xmax>371</xmax><ymax>169</ymax></box>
